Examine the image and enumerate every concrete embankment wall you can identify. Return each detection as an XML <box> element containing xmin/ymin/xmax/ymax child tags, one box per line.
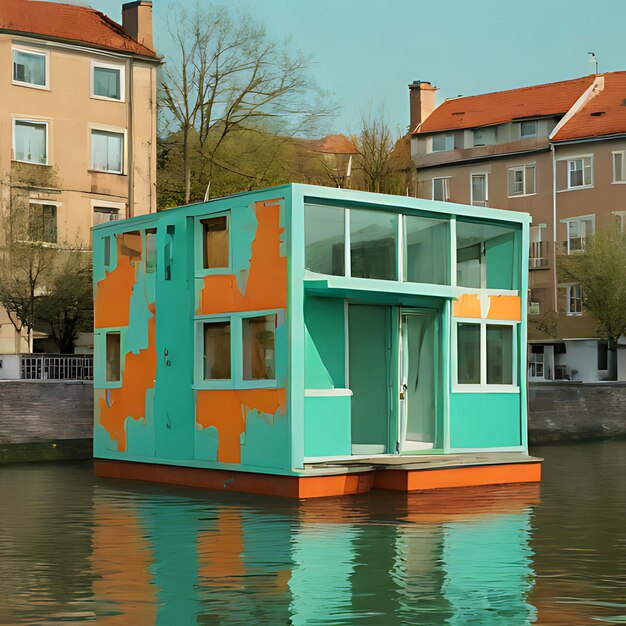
<box><xmin>0</xmin><ymin>381</ymin><xmax>93</xmax><ymax>462</ymax></box>
<box><xmin>529</xmin><ymin>382</ymin><xmax>626</xmax><ymax>443</ymax></box>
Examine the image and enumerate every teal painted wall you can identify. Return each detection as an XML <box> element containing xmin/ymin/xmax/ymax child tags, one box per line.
<box><xmin>303</xmin><ymin>395</ymin><xmax>351</xmax><ymax>457</ymax></box>
<box><xmin>449</xmin><ymin>393</ymin><xmax>521</xmax><ymax>449</ymax></box>
<box><xmin>304</xmin><ymin>295</ymin><xmax>345</xmax><ymax>389</ymax></box>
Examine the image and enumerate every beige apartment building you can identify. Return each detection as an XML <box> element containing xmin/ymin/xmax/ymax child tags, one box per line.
<box><xmin>410</xmin><ymin>74</ymin><xmax>626</xmax><ymax>381</ymax></box>
<box><xmin>0</xmin><ymin>0</ymin><xmax>159</xmax><ymax>354</ymax></box>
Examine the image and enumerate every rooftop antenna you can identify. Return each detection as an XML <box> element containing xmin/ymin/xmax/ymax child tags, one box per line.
<box><xmin>588</xmin><ymin>51</ymin><xmax>598</xmax><ymax>74</ymax></box>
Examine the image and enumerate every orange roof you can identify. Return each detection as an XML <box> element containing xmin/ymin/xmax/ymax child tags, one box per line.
<box><xmin>552</xmin><ymin>72</ymin><xmax>626</xmax><ymax>142</ymax></box>
<box><xmin>0</xmin><ymin>0</ymin><xmax>157</xmax><ymax>58</ymax></box>
<box><xmin>308</xmin><ymin>134</ymin><xmax>357</xmax><ymax>154</ymax></box>
<box><xmin>417</xmin><ymin>75</ymin><xmax>594</xmax><ymax>134</ymax></box>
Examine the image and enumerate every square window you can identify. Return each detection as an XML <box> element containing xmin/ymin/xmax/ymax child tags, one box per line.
<box><xmin>13</xmin><ymin>49</ymin><xmax>46</xmax><ymax>87</ymax></box>
<box><xmin>431</xmin><ymin>133</ymin><xmax>454</xmax><ymax>152</ymax></box>
<box><xmin>203</xmin><ymin>321</ymin><xmax>231</xmax><ymax>380</ymax></box>
<box><xmin>568</xmin><ymin>157</ymin><xmax>592</xmax><ymax>188</ymax></box>
<box><xmin>520</xmin><ymin>120</ymin><xmax>537</xmax><ymax>139</ymax></box>
<box><xmin>457</xmin><ymin>323</ymin><xmax>481</xmax><ymax>384</ymax></box>
<box><xmin>432</xmin><ymin>177</ymin><xmax>450</xmax><ymax>201</ymax></box>
<box><xmin>105</xmin><ymin>332</ymin><xmax>121</xmax><ymax>382</ymax></box>
<box><xmin>242</xmin><ymin>314</ymin><xmax>276</xmax><ymax>380</ymax></box>
<box><xmin>14</xmin><ymin>120</ymin><xmax>48</xmax><ymax>165</ymax></box>
<box><xmin>91</xmin><ymin>129</ymin><xmax>124</xmax><ymax>173</ymax></box>
<box><xmin>202</xmin><ymin>215</ymin><xmax>229</xmax><ymax>269</ymax></box>
<box><xmin>93</xmin><ymin>64</ymin><xmax>122</xmax><ymax>100</ymax></box>
<box><xmin>93</xmin><ymin>207</ymin><xmax>119</xmax><ymax>226</ymax></box>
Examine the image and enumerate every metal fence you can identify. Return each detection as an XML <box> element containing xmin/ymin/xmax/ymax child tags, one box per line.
<box><xmin>20</xmin><ymin>354</ymin><xmax>93</xmax><ymax>381</ymax></box>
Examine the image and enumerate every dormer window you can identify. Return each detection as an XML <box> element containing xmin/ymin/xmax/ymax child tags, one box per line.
<box><xmin>520</xmin><ymin>120</ymin><xmax>538</xmax><ymax>139</ymax></box>
<box><xmin>472</xmin><ymin>127</ymin><xmax>496</xmax><ymax>147</ymax></box>
<box><xmin>430</xmin><ymin>133</ymin><xmax>454</xmax><ymax>152</ymax></box>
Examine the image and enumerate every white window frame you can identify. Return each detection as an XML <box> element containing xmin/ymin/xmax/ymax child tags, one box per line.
<box><xmin>89</xmin><ymin>125</ymin><xmax>126</xmax><ymax>174</ymax></box>
<box><xmin>567</xmin><ymin>155</ymin><xmax>593</xmax><ymax>189</ymax></box>
<box><xmin>613</xmin><ymin>210</ymin><xmax>626</xmax><ymax>233</ymax></box>
<box><xmin>90</xmin><ymin>59</ymin><xmax>126</xmax><ymax>102</ymax></box>
<box><xmin>566</xmin><ymin>284</ymin><xmax>583</xmax><ymax>317</ymax></box>
<box><xmin>612</xmin><ymin>150</ymin><xmax>626</xmax><ymax>184</ymax></box>
<box><xmin>508</xmin><ymin>163</ymin><xmax>536</xmax><ymax>197</ymax></box>
<box><xmin>528</xmin><ymin>350</ymin><xmax>544</xmax><ymax>379</ymax></box>
<box><xmin>561</xmin><ymin>214</ymin><xmax>595</xmax><ymax>254</ymax></box>
<box><xmin>429</xmin><ymin>133</ymin><xmax>454</xmax><ymax>153</ymax></box>
<box><xmin>12</xmin><ymin>45</ymin><xmax>50</xmax><ymax>90</ymax></box>
<box><xmin>432</xmin><ymin>177</ymin><xmax>451</xmax><ymax>202</ymax></box>
<box><xmin>470</xmin><ymin>173</ymin><xmax>488</xmax><ymax>207</ymax></box>
<box><xmin>12</xmin><ymin>118</ymin><xmax>50</xmax><ymax>166</ymax></box>
<box><xmin>452</xmin><ymin>319</ymin><xmax>519</xmax><ymax>393</ymax></box>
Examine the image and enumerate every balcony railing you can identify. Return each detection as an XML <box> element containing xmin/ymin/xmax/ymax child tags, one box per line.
<box><xmin>20</xmin><ymin>354</ymin><xmax>93</xmax><ymax>381</ymax></box>
<box><xmin>529</xmin><ymin>241</ymin><xmax>551</xmax><ymax>269</ymax></box>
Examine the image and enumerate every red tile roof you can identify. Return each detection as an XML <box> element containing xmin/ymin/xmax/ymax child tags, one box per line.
<box><xmin>417</xmin><ymin>76</ymin><xmax>595</xmax><ymax>134</ymax></box>
<box><xmin>308</xmin><ymin>134</ymin><xmax>357</xmax><ymax>154</ymax></box>
<box><xmin>0</xmin><ymin>0</ymin><xmax>157</xmax><ymax>58</ymax></box>
<box><xmin>551</xmin><ymin>72</ymin><xmax>626</xmax><ymax>142</ymax></box>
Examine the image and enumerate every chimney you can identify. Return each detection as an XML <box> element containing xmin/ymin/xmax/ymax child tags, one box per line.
<box><xmin>409</xmin><ymin>81</ymin><xmax>437</xmax><ymax>132</ymax></box>
<box><xmin>122</xmin><ymin>1</ymin><xmax>154</xmax><ymax>51</ymax></box>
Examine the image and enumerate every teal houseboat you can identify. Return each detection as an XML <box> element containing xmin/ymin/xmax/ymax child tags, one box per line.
<box><xmin>92</xmin><ymin>184</ymin><xmax>540</xmax><ymax>497</ymax></box>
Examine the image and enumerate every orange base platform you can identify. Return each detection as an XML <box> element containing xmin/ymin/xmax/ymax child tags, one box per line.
<box><xmin>94</xmin><ymin>458</ymin><xmax>541</xmax><ymax>499</ymax></box>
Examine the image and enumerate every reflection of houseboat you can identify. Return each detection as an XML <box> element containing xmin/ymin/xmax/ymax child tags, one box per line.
<box><xmin>92</xmin><ymin>184</ymin><xmax>541</xmax><ymax>497</ymax></box>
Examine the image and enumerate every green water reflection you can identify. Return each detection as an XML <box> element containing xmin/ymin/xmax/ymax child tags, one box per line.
<box><xmin>2</xmin><ymin>441</ymin><xmax>626</xmax><ymax>625</ymax></box>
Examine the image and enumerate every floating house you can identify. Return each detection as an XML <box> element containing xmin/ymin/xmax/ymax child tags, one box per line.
<box><xmin>93</xmin><ymin>184</ymin><xmax>541</xmax><ymax>497</ymax></box>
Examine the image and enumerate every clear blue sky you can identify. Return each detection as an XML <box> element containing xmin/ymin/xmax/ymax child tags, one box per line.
<box><xmin>49</xmin><ymin>0</ymin><xmax>626</xmax><ymax>136</ymax></box>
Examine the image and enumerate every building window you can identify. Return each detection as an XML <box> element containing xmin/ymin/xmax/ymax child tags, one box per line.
<box><xmin>28</xmin><ymin>203</ymin><xmax>57</xmax><ymax>243</ymax></box>
<box><xmin>242</xmin><ymin>314</ymin><xmax>276</xmax><ymax>380</ymax></box>
<box><xmin>305</xmin><ymin>204</ymin><xmax>345</xmax><ymax>276</ymax></box>
<box><xmin>146</xmin><ymin>228</ymin><xmax>157</xmax><ymax>274</ymax></box>
<box><xmin>471</xmin><ymin>174</ymin><xmax>488</xmax><ymax>206</ymax></box>
<box><xmin>91</xmin><ymin>129</ymin><xmax>124</xmax><ymax>174</ymax></box>
<box><xmin>598</xmin><ymin>341</ymin><xmax>608</xmax><ymax>370</ymax></box>
<box><xmin>103</xmin><ymin>237</ymin><xmax>112</xmax><ymax>267</ymax></box>
<box><xmin>203</xmin><ymin>321</ymin><xmax>231</xmax><ymax>380</ymax></box>
<box><xmin>432</xmin><ymin>177</ymin><xmax>451</xmax><ymax>201</ymax></box>
<box><xmin>91</xmin><ymin>61</ymin><xmax>124</xmax><ymax>101</ymax></box>
<box><xmin>529</xmin><ymin>224</ymin><xmax>546</xmax><ymax>268</ymax></box>
<box><xmin>165</xmin><ymin>225</ymin><xmax>175</xmax><ymax>280</ymax></box>
<box><xmin>431</xmin><ymin>133</ymin><xmax>454</xmax><ymax>152</ymax></box>
<box><xmin>12</xmin><ymin>48</ymin><xmax>47</xmax><ymax>88</ymax></box>
<box><xmin>105</xmin><ymin>332</ymin><xmax>121</xmax><ymax>382</ymax></box>
<box><xmin>202</xmin><ymin>214</ymin><xmax>229</xmax><ymax>269</ymax></box>
<box><xmin>508</xmin><ymin>164</ymin><xmax>536</xmax><ymax>196</ymax></box>
<box><xmin>567</xmin><ymin>284</ymin><xmax>583</xmax><ymax>316</ymax></box>
<box><xmin>520</xmin><ymin>120</ymin><xmax>538</xmax><ymax>139</ymax></box>
<box><xmin>613</xmin><ymin>151</ymin><xmax>625</xmax><ymax>183</ymax></box>
<box><xmin>93</xmin><ymin>207</ymin><xmax>119</xmax><ymax>226</ymax></box>
<box><xmin>568</xmin><ymin>156</ymin><xmax>593</xmax><ymax>188</ymax></box>
<box><xmin>472</xmin><ymin>127</ymin><xmax>496</xmax><ymax>147</ymax></box>
<box><xmin>456</xmin><ymin>321</ymin><xmax>516</xmax><ymax>388</ymax></box>
<box><xmin>404</xmin><ymin>215</ymin><xmax>450</xmax><ymax>285</ymax></box>
<box><xmin>529</xmin><ymin>346</ymin><xmax>544</xmax><ymax>378</ymax></box>
<box><xmin>14</xmin><ymin>119</ymin><xmax>48</xmax><ymax>165</ymax></box>
<box><xmin>457</xmin><ymin>322</ymin><xmax>481</xmax><ymax>384</ymax></box>
<box><xmin>350</xmin><ymin>208</ymin><xmax>397</xmax><ymax>280</ymax></box>
<box><xmin>563</xmin><ymin>216</ymin><xmax>594</xmax><ymax>253</ymax></box>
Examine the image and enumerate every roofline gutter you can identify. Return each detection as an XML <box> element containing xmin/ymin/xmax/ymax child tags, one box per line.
<box><xmin>551</xmin><ymin>132</ymin><xmax>626</xmax><ymax>146</ymax></box>
<box><xmin>2</xmin><ymin>29</ymin><xmax>162</xmax><ymax>64</ymax></box>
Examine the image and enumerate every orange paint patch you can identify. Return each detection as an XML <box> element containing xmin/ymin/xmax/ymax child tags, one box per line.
<box><xmin>98</xmin><ymin>316</ymin><xmax>157</xmax><ymax>451</ymax></box>
<box><xmin>196</xmin><ymin>388</ymin><xmax>287</xmax><ymax>464</ymax></box>
<box><xmin>488</xmin><ymin>295</ymin><xmax>521</xmax><ymax>321</ymax></box>
<box><xmin>198</xmin><ymin>200</ymin><xmax>287</xmax><ymax>315</ymax></box>
<box><xmin>452</xmin><ymin>293</ymin><xmax>482</xmax><ymax>318</ymax></box>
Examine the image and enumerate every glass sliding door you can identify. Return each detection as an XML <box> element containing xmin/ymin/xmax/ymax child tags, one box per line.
<box><xmin>399</xmin><ymin>310</ymin><xmax>438</xmax><ymax>451</ymax></box>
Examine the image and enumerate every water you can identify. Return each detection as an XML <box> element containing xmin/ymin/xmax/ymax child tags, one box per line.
<box><xmin>1</xmin><ymin>442</ymin><xmax>626</xmax><ymax>625</ymax></box>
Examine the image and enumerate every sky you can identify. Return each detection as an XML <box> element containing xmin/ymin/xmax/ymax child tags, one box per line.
<box><xmin>45</xmin><ymin>0</ymin><xmax>626</xmax><ymax>136</ymax></box>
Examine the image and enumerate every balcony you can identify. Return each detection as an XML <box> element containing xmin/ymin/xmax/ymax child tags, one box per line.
<box><xmin>529</xmin><ymin>241</ymin><xmax>552</xmax><ymax>270</ymax></box>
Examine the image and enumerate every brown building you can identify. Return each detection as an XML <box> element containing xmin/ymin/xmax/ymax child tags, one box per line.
<box><xmin>0</xmin><ymin>0</ymin><xmax>159</xmax><ymax>354</ymax></box>
<box><xmin>410</xmin><ymin>74</ymin><xmax>626</xmax><ymax>381</ymax></box>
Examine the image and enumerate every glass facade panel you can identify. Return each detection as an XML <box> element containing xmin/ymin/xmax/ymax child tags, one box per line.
<box><xmin>243</xmin><ymin>315</ymin><xmax>276</xmax><ymax>380</ymax></box>
<box><xmin>203</xmin><ymin>321</ymin><xmax>231</xmax><ymax>380</ymax></box>
<box><xmin>404</xmin><ymin>215</ymin><xmax>449</xmax><ymax>285</ymax></box>
<box><xmin>350</xmin><ymin>209</ymin><xmax>397</xmax><ymax>280</ymax></box>
<box><xmin>457</xmin><ymin>323</ymin><xmax>480</xmax><ymax>384</ymax></box>
<box><xmin>304</xmin><ymin>205</ymin><xmax>345</xmax><ymax>275</ymax></box>
<box><xmin>487</xmin><ymin>325</ymin><xmax>513</xmax><ymax>385</ymax></box>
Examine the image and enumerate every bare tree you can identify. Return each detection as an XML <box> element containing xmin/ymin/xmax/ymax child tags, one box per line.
<box><xmin>160</xmin><ymin>3</ymin><xmax>332</xmax><ymax>203</ymax></box>
<box><xmin>351</xmin><ymin>111</ymin><xmax>397</xmax><ymax>194</ymax></box>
